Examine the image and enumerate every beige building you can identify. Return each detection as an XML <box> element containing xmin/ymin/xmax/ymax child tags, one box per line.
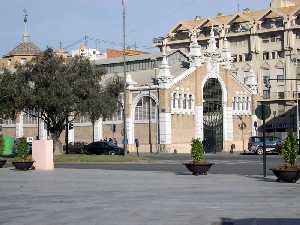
<box><xmin>2</xmin><ymin>0</ymin><xmax>300</xmax><ymax>153</ymax></box>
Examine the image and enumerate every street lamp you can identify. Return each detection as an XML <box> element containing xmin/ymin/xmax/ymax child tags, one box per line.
<box><xmin>122</xmin><ymin>0</ymin><xmax>127</xmax><ymax>155</ymax></box>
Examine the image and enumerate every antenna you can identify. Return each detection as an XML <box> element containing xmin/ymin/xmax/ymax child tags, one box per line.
<box><xmin>236</xmin><ymin>0</ymin><xmax>240</xmax><ymax>12</ymax></box>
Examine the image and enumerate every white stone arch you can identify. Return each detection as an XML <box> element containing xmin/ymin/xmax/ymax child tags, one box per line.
<box><xmin>132</xmin><ymin>92</ymin><xmax>159</xmax><ymax>118</ymax></box>
<box><xmin>200</xmin><ymin>75</ymin><xmax>228</xmax><ymax>104</ymax></box>
<box><xmin>200</xmin><ymin>73</ymin><xmax>233</xmax><ymax>144</ymax></box>
<box><xmin>130</xmin><ymin>92</ymin><xmax>159</xmax><ymax>145</ymax></box>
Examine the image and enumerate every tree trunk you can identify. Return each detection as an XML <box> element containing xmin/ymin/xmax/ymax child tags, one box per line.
<box><xmin>50</xmin><ymin>132</ymin><xmax>63</xmax><ymax>155</ymax></box>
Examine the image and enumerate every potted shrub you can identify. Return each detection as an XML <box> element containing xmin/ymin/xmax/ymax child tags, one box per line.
<box><xmin>0</xmin><ymin>135</ymin><xmax>7</xmax><ymax>168</ymax></box>
<box><xmin>271</xmin><ymin>133</ymin><xmax>300</xmax><ymax>183</ymax></box>
<box><xmin>12</xmin><ymin>137</ymin><xmax>34</xmax><ymax>170</ymax></box>
<box><xmin>184</xmin><ymin>138</ymin><xmax>214</xmax><ymax>176</ymax></box>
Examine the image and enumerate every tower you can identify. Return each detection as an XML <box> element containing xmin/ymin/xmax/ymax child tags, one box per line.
<box><xmin>22</xmin><ymin>9</ymin><xmax>30</xmax><ymax>43</ymax></box>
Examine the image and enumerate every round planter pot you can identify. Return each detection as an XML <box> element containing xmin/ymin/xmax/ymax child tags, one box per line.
<box><xmin>270</xmin><ymin>168</ymin><xmax>300</xmax><ymax>183</ymax></box>
<box><xmin>184</xmin><ymin>162</ymin><xmax>214</xmax><ymax>176</ymax></box>
<box><xmin>12</xmin><ymin>161</ymin><xmax>34</xmax><ymax>171</ymax></box>
<box><xmin>0</xmin><ymin>160</ymin><xmax>7</xmax><ymax>168</ymax></box>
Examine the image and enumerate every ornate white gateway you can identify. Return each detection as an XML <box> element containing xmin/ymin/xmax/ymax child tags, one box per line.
<box><xmin>193</xmin><ymin>27</ymin><xmax>234</xmax><ymax>151</ymax></box>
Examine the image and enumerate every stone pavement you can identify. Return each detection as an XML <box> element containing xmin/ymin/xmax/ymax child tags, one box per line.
<box><xmin>0</xmin><ymin>168</ymin><xmax>300</xmax><ymax>225</ymax></box>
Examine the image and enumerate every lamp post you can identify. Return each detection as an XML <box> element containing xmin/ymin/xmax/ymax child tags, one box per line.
<box><xmin>273</xmin><ymin>110</ymin><xmax>277</xmax><ymax>137</ymax></box>
<box><xmin>122</xmin><ymin>0</ymin><xmax>127</xmax><ymax>155</ymax></box>
<box><xmin>148</xmin><ymin>86</ymin><xmax>153</xmax><ymax>154</ymax></box>
<box><xmin>152</xmin><ymin>62</ymin><xmax>160</xmax><ymax>153</ymax></box>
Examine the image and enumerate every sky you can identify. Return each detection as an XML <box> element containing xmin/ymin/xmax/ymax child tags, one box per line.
<box><xmin>0</xmin><ymin>0</ymin><xmax>269</xmax><ymax>56</ymax></box>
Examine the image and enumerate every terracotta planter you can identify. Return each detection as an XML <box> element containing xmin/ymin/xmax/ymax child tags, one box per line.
<box><xmin>184</xmin><ymin>162</ymin><xmax>214</xmax><ymax>176</ymax></box>
<box><xmin>12</xmin><ymin>161</ymin><xmax>34</xmax><ymax>171</ymax></box>
<box><xmin>271</xmin><ymin>167</ymin><xmax>300</xmax><ymax>183</ymax></box>
<box><xmin>0</xmin><ymin>160</ymin><xmax>7</xmax><ymax>168</ymax></box>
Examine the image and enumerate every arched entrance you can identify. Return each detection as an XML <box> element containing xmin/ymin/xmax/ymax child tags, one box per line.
<box><xmin>203</xmin><ymin>78</ymin><xmax>223</xmax><ymax>153</ymax></box>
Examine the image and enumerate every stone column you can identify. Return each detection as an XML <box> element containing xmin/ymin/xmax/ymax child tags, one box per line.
<box><xmin>94</xmin><ymin>118</ymin><xmax>103</xmax><ymax>141</ymax></box>
<box><xmin>158</xmin><ymin>88</ymin><xmax>172</xmax><ymax>150</ymax></box>
<box><xmin>126</xmin><ymin>90</ymin><xmax>134</xmax><ymax>149</ymax></box>
<box><xmin>223</xmin><ymin>105</ymin><xmax>234</xmax><ymax>141</ymax></box>
<box><xmin>159</xmin><ymin>113</ymin><xmax>172</xmax><ymax>144</ymax></box>
<box><xmin>39</xmin><ymin>120</ymin><xmax>48</xmax><ymax>140</ymax></box>
<box><xmin>15</xmin><ymin>112</ymin><xmax>24</xmax><ymax>138</ymax></box>
<box><xmin>195</xmin><ymin>106</ymin><xmax>204</xmax><ymax>139</ymax></box>
<box><xmin>68</xmin><ymin>127</ymin><xmax>74</xmax><ymax>143</ymax></box>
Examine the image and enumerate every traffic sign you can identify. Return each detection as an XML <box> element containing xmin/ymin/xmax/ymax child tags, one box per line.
<box><xmin>255</xmin><ymin>105</ymin><xmax>271</xmax><ymax>120</ymax></box>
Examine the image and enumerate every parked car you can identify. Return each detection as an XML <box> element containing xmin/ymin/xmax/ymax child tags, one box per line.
<box><xmin>248</xmin><ymin>136</ymin><xmax>282</xmax><ymax>155</ymax></box>
<box><xmin>84</xmin><ymin>142</ymin><xmax>125</xmax><ymax>155</ymax></box>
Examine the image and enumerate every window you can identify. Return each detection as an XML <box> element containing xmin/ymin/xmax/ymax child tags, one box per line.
<box><xmin>178</xmin><ymin>94</ymin><xmax>182</xmax><ymax>108</ymax></box>
<box><xmin>271</xmin><ymin>36</ymin><xmax>276</xmax><ymax>42</ymax></box>
<box><xmin>232</xmin><ymin>55</ymin><xmax>237</xmax><ymax>63</ymax></box>
<box><xmin>278</xmin><ymin>92</ymin><xmax>285</xmax><ymax>99</ymax></box>
<box><xmin>263</xmin><ymin>90</ymin><xmax>270</xmax><ymax>99</ymax></box>
<box><xmin>296</xmin><ymin>31</ymin><xmax>300</xmax><ymax>39</ymax></box>
<box><xmin>277</xmin><ymin>51</ymin><xmax>284</xmax><ymax>58</ymax></box>
<box><xmin>135</xmin><ymin>96</ymin><xmax>156</xmax><ymax>121</ymax></box>
<box><xmin>272</xmin><ymin>52</ymin><xmax>276</xmax><ymax>59</ymax></box>
<box><xmin>262</xmin><ymin>70</ymin><xmax>270</xmax><ymax>85</ymax></box>
<box><xmin>233</xmin><ymin>97</ymin><xmax>236</xmax><ymax>110</ymax></box>
<box><xmin>276</xmin><ymin>68</ymin><xmax>284</xmax><ymax>83</ymax></box>
<box><xmin>188</xmin><ymin>95</ymin><xmax>192</xmax><ymax>109</ymax></box>
<box><xmin>172</xmin><ymin>93</ymin><xmax>176</xmax><ymax>108</ymax></box>
<box><xmin>263</xmin><ymin>52</ymin><xmax>270</xmax><ymax>60</ymax></box>
<box><xmin>183</xmin><ymin>94</ymin><xmax>187</xmax><ymax>109</ymax></box>
<box><xmin>239</xmin><ymin>55</ymin><xmax>243</xmax><ymax>62</ymax></box>
<box><xmin>246</xmin><ymin>97</ymin><xmax>249</xmax><ymax>110</ymax></box>
<box><xmin>245</xmin><ymin>53</ymin><xmax>252</xmax><ymax>61</ymax></box>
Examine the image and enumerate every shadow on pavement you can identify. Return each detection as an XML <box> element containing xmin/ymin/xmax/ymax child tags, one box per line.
<box><xmin>213</xmin><ymin>218</ymin><xmax>300</xmax><ymax>225</ymax></box>
<box><xmin>245</xmin><ymin>175</ymin><xmax>277</xmax><ymax>183</ymax></box>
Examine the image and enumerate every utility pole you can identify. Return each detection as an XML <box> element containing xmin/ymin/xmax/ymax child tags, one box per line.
<box><xmin>122</xmin><ymin>0</ymin><xmax>128</xmax><ymax>155</ymax></box>
<box><xmin>148</xmin><ymin>87</ymin><xmax>153</xmax><ymax>153</ymax></box>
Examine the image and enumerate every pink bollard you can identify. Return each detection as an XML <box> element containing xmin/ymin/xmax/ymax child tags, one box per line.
<box><xmin>32</xmin><ymin>140</ymin><xmax>54</xmax><ymax>171</ymax></box>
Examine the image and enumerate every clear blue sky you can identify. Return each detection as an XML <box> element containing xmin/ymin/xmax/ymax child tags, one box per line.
<box><xmin>0</xmin><ymin>0</ymin><xmax>269</xmax><ymax>56</ymax></box>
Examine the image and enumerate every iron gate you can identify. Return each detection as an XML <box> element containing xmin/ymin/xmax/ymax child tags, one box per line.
<box><xmin>203</xmin><ymin>78</ymin><xmax>223</xmax><ymax>153</ymax></box>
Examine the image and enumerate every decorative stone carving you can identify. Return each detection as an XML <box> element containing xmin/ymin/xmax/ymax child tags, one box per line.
<box><xmin>157</xmin><ymin>39</ymin><xmax>173</xmax><ymax>85</ymax></box>
<box><xmin>244</xmin><ymin>68</ymin><xmax>258</xmax><ymax>94</ymax></box>
<box><xmin>189</xmin><ymin>28</ymin><xmax>203</xmax><ymax>67</ymax></box>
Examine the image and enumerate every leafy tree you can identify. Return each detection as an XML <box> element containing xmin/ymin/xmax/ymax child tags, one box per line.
<box><xmin>15</xmin><ymin>137</ymin><xmax>30</xmax><ymax>162</ymax></box>
<box><xmin>191</xmin><ymin>138</ymin><xmax>205</xmax><ymax>162</ymax></box>
<box><xmin>80</xmin><ymin>76</ymin><xmax>124</xmax><ymax>142</ymax></box>
<box><xmin>0</xmin><ymin>48</ymin><xmax>122</xmax><ymax>153</ymax></box>
<box><xmin>281</xmin><ymin>133</ymin><xmax>298</xmax><ymax>167</ymax></box>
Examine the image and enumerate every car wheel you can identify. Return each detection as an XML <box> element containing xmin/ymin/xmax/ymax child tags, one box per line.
<box><xmin>256</xmin><ymin>148</ymin><xmax>263</xmax><ymax>155</ymax></box>
<box><xmin>108</xmin><ymin>151</ymin><xmax>116</xmax><ymax>155</ymax></box>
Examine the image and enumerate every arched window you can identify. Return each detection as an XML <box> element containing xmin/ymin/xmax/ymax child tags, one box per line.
<box><xmin>183</xmin><ymin>94</ymin><xmax>187</xmax><ymax>109</ymax></box>
<box><xmin>172</xmin><ymin>93</ymin><xmax>176</xmax><ymax>108</ymax></box>
<box><xmin>237</xmin><ymin>97</ymin><xmax>241</xmax><ymax>110</ymax></box>
<box><xmin>188</xmin><ymin>95</ymin><xmax>193</xmax><ymax>109</ymax></box>
<box><xmin>233</xmin><ymin>97</ymin><xmax>236</xmax><ymax>111</ymax></box>
<box><xmin>135</xmin><ymin>96</ymin><xmax>156</xmax><ymax>121</ymax></box>
<box><xmin>246</xmin><ymin>97</ymin><xmax>249</xmax><ymax>111</ymax></box>
<box><xmin>178</xmin><ymin>94</ymin><xmax>182</xmax><ymax>108</ymax></box>
<box><xmin>242</xmin><ymin>97</ymin><xmax>245</xmax><ymax>111</ymax></box>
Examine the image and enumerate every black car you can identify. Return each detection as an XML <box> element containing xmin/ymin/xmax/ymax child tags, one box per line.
<box><xmin>248</xmin><ymin>136</ymin><xmax>282</xmax><ymax>155</ymax></box>
<box><xmin>84</xmin><ymin>142</ymin><xmax>125</xmax><ymax>155</ymax></box>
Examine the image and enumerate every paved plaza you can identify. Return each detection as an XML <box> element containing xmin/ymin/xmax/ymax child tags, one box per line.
<box><xmin>0</xmin><ymin>168</ymin><xmax>300</xmax><ymax>225</ymax></box>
